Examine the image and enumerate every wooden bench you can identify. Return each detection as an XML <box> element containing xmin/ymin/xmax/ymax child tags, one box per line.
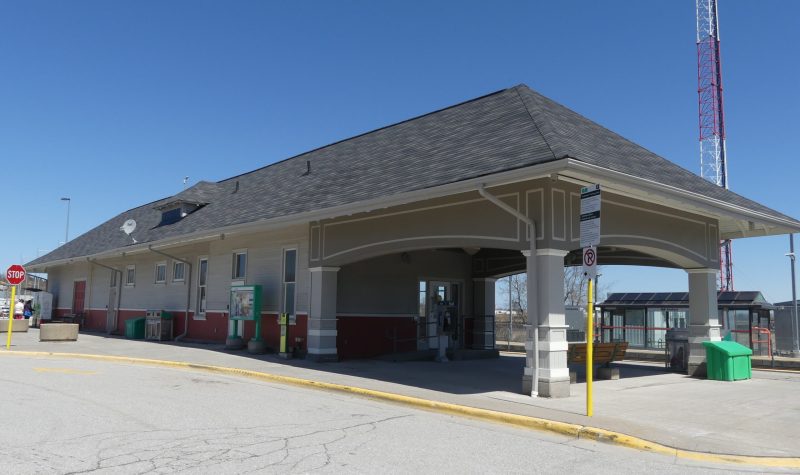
<box><xmin>567</xmin><ymin>341</ymin><xmax>628</xmax><ymax>381</ymax></box>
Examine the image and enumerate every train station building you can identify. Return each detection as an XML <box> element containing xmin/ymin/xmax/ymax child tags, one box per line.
<box><xmin>26</xmin><ymin>84</ymin><xmax>800</xmax><ymax>397</ymax></box>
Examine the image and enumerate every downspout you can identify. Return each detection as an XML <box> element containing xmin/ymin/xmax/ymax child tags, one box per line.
<box><xmin>87</xmin><ymin>259</ymin><xmax>122</xmax><ymax>334</ymax></box>
<box><xmin>478</xmin><ymin>184</ymin><xmax>540</xmax><ymax>397</ymax></box>
<box><xmin>148</xmin><ymin>246</ymin><xmax>193</xmax><ymax>341</ymax></box>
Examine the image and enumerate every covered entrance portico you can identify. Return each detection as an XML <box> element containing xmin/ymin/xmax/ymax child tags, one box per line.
<box><xmin>302</xmin><ymin>172</ymin><xmax>735</xmax><ymax>397</ymax></box>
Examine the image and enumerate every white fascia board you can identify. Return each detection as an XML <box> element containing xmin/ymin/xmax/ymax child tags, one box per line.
<box><xmin>562</xmin><ymin>159</ymin><xmax>800</xmax><ymax>237</ymax></box>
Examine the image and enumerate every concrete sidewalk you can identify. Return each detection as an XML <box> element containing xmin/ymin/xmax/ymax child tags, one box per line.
<box><xmin>4</xmin><ymin>329</ymin><xmax>799</xmax><ymax>458</ymax></box>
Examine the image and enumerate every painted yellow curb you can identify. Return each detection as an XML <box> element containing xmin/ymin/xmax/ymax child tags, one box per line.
<box><xmin>4</xmin><ymin>349</ymin><xmax>799</xmax><ymax>468</ymax></box>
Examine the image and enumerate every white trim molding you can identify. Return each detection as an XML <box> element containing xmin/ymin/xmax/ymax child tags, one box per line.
<box><xmin>536</xmin><ymin>249</ymin><xmax>569</xmax><ymax>257</ymax></box>
<box><xmin>685</xmin><ymin>268</ymin><xmax>718</xmax><ymax>275</ymax></box>
<box><xmin>309</xmin><ymin>266</ymin><xmax>341</xmax><ymax>273</ymax></box>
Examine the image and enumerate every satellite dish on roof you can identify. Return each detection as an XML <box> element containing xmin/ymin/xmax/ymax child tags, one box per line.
<box><xmin>121</xmin><ymin>219</ymin><xmax>137</xmax><ymax>235</ymax></box>
<box><xmin>120</xmin><ymin>219</ymin><xmax>138</xmax><ymax>243</ymax></box>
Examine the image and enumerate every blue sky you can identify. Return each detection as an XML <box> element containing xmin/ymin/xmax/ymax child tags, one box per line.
<box><xmin>1</xmin><ymin>1</ymin><xmax>798</xmax><ymax>302</ymax></box>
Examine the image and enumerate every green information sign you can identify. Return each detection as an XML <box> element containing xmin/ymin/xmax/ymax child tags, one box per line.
<box><xmin>229</xmin><ymin>285</ymin><xmax>262</xmax><ymax>321</ymax></box>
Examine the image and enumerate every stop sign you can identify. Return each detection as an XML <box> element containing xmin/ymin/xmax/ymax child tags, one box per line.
<box><xmin>6</xmin><ymin>264</ymin><xmax>26</xmax><ymax>285</ymax></box>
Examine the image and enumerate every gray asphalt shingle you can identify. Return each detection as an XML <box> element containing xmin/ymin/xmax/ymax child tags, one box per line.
<box><xmin>28</xmin><ymin>85</ymin><xmax>798</xmax><ymax>267</ymax></box>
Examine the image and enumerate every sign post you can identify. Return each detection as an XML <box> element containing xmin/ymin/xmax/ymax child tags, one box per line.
<box><xmin>6</xmin><ymin>264</ymin><xmax>26</xmax><ymax>350</ymax></box>
<box><xmin>580</xmin><ymin>185</ymin><xmax>601</xmax><ymax>417</ymax></box>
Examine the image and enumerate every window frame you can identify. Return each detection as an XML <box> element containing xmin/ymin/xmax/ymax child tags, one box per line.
<box><xmin>195</xmin><ymin>256</ymin><xmax>208</xmax><ymax>320</ymax></box>
<box><xmin>232</xmin><ymin>250</ymin><xmax>247</xmax><ymax>281</ymax></box>
<box><xmin>154</xmin><ymin>261</ymin><xmax>167</xmax><ymax>284</ymax></box>
<box><xmin>172</xmin><ymin>260</ymin><xmax>186</xmax><ymax>283</ymax></box>
<box><xmin>281</xmin><ymin>248</ymin><xmax>297</xmax><ymax>317</ymax></box>
<box><xmin>125</xmin><ymin>265</ymin><xmax>136</xmax><ymax>287</ymax></box>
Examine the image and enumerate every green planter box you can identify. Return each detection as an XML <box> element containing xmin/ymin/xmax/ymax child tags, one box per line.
<box><xmin>125</xmin><ymin>317</ymin><xmax>146</xmax><ymax>339</ymax></box>
<box><xmin>702</xmin><ymin>340</ymin><xmax>752</xmax><ymax>381</ymax></box>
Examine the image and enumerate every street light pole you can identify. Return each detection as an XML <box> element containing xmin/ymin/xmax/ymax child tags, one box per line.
<box><xmin>60</xmin><ymin>197</ymin><xmax>71</xmax><ymax>244</ymax></box>
<box><xmin>788</xmin><ymin>234</ymin><xmax>799</xmax><ymax>355</ymax></box>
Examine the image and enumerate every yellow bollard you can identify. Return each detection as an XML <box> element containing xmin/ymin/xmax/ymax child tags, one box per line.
<box><xmin>6</xmin><ymin>285</ymin><xmax>16</xmax><ymax>349</ymax></box>
<box><xmin>586</xmin><ymin>278</ymin><xmax>594</xmax><ymax>417</ymax></box>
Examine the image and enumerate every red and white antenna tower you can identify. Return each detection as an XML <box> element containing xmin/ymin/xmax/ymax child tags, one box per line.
<box><xmin>696</xmin><ymin>0</ymin><xmax>733</xmax><ymax>291</ymax></box>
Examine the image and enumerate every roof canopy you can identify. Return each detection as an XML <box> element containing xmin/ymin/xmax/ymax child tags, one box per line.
<box><xmin>601</xmin><ymin>291</ymin><xmax>773</xmax><ymax>308</ymax></box>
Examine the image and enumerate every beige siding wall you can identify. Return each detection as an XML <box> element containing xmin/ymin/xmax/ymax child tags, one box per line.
<box><xmin>314</xmin><ymin>177</ymin><xmax>718</xmax><ymax>269</ymax></box>
<box><xmin>47</xmin><ymin>224</ymin><xmax>309</xmax><ymax>316</ymax></box>
<box><xmin>206</xmin><ymin>225</ymin><xmax>309</xmax><ymax>315</ymax></box>
<box><xmin>48</xmin><ymin>262</ymin><xmax>90</xmax><ymax>310</ymax></box>
<box><xmin>338</xmin><ymin>250</ymin><xmax>474</xmax><ymax>316</ymax></box>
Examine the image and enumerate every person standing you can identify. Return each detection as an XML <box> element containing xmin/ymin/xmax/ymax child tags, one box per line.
<box><xmin>13</xmin><ymin>298</ymin><xmax>24</xmax><ymax>319</ymax></box>
<box><xmin>23</xmin><ymin>300</ymin><xmax>33</xmax><ymax>319</ymax></box>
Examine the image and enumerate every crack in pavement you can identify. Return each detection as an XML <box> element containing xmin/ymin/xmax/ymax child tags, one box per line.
<box><xmin>5</xmin><ymin>413</ymin><xmax>414</xmax><ymax>474</ymax></box>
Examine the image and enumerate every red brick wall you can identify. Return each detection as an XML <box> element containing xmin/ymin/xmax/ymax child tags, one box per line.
<box><xmin>337</xmin><ymin>316</ymin><xmax>417</xmax><ymax>360</ymax></box>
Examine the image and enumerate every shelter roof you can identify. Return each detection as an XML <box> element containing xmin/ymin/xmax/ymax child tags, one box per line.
<box><xmin>600</xmin><ymin>291</ymin><xmax>773</xmax><ymax>308</ymax></box>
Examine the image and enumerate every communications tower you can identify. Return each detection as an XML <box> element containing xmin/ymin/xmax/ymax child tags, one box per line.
<box><xmin>696</xmin><ymin>0</ymin><xmax>733</xmax><ymax>290</ymax></box>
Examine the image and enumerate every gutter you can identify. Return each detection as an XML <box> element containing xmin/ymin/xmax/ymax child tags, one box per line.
<box><xmin>87</xmin><ymin>259</ymin><xmax>122</xmax><ymax>334</ymax></box>
<box><xmin>478</xmin><ymin>184</ymin><xmax>540</xmax><ymax>397</ymax></box>
<box><xmin>148</xmin><ymin>246</ymin><xmax>193</xmax><ymax>342</ymax></box>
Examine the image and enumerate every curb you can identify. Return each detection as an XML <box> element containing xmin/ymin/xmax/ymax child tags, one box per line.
<box><xmin>4</xmin><ymin>350</ymin><xmax>799</xmax><ymax>469</ymax></box>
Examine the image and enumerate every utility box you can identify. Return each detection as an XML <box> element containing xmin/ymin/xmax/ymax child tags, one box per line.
<box><xmin>702</xmin><ymin>340</ymin><xmax>753</xmax><ymax>381</ymax></box>
<box><xmin>125</xmin><ymin>317</ymin><xmax>146</xmax><ymax>339</ymax></box>
<box><xmin>145</xmin><ymin>310</ymin><xmax>173</xmax><ymax>341</ymax></box>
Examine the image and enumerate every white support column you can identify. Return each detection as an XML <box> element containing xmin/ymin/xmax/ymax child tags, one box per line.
<box><xmin>523</xmin><ymin>248</ymin><xmax>570</xmax><ymax>398</ymax></box>
<box><xmin>472</xmin><ymin>278</ymin><xmax>496</xmax><ymax>350</ymax></box>
<box><xmin>307</xmin><ymin>266</ymin><xmax>340</xmax><ymax>362</ymax></box>
<box><xmin>687</xmin><ymin>268</ymin><xmax>722</xmax><ymax>376</ymax></box>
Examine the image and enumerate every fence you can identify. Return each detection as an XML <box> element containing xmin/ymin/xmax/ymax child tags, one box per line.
<box><xmin>494</xmin><ymin>312</ymin><xmax>527</xmax><ymax>346</ymax></box>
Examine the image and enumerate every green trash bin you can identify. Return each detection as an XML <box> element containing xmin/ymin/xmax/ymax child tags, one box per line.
<box><xmin>702</xmin><ymin>340</ymin><xmax>752</xmax><ymax>381</ymax></box>
<box><xmin>125</xmin><ymin>317</ymin><xmax>146</xmax><ymax>339</ymax></box>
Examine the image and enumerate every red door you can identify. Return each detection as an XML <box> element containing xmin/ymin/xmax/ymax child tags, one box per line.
<box><xmin>72</xmin><ymin>281</ymin><xmax>86</xmax><ymax>315</ymax></box>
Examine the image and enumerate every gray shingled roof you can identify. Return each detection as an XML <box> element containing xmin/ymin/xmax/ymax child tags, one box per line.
<box><xmin>28</xmin><ymin>84</ymin><xmax>799</xmax><ymax>267</ymax></box>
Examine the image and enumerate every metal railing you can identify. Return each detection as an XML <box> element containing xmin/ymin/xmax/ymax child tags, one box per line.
<box><xmin>729</xmin><ymin>326</ymin><xmax>772</xmax><ymax>356</ymax></box>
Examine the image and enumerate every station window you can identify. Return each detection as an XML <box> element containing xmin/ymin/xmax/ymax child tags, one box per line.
<box><xmin>232</xmin><ymin>251</ymin><xmax>247</xmax><ymax>280</ymax></box>
<box><xmin>125</xmin><ymin>265</ymin><xmax>136</xmax><ymax>286</ymax></box>
<box><xmin>196</xmin><ymin>257</ymin><xmax>208</xmax><ymax>319</ymax></box>
<box><xmin>173</xmin><ymin>261</ymin><xmax>185</xmax><ymax>282</ymax></box>
<box><xmin>154</xmin><ymin>262</ymin><xmax>167</xmax><ymax>284</ymax></box>
<box><xmin>282</xmin><ymin>249</ymin><xmax>296</xmax><ymax>316</ymax></box>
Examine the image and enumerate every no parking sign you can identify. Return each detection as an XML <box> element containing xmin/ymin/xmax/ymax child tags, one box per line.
<box><xmin>583</xmin><ymin>246</ymin><xmax>597</xmax><ymax>279</ymax></box>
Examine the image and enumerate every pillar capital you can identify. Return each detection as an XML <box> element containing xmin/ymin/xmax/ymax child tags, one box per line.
<box><xmin>536</xmin><ymin>249</ymin><xmax>569</xmax><ymax>258</ymax></box>
<box><xmin>309</xmin><ymin>266</ymin><xmax>341</xmax><ymax>273</ymax></box>
<box><xmin>685</xmin><ymin>268</ymin><xmax>718</xmax><ymax>275</ymax></box>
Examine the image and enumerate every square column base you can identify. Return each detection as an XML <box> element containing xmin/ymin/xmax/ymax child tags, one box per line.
<box><xmin>522</xmin><ymin>375</ymin><xmax>571</xmax><ymax>398</ymax></box>
<box><xmin>687</xmin><ymin>361</ymin><xmax>707</xmax><ymax>378</ymax></box>
<box><xmin>687</xmin><ymin>323</ymin><xmax>721</xmax><ymax>378</ymax></box>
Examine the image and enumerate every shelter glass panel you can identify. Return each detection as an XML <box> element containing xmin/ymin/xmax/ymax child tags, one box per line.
<box><xmin>647</xmin><ymin>308</ymin><xmax>668</xmax><ymax>349</ymax></box>
<box><xmin>668</xmin><ymin>309</ymin><xmax>687</xmax><ymax>329</ymax></box>
<box><xmin>626</xmin><ymin>308</ymin><xmax>645</xmax><ymax>347</ymax></box>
